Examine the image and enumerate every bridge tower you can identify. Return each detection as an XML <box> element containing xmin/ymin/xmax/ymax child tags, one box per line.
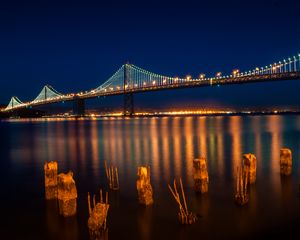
<box><xmin>123</xmin><ymin>63</ymin><xmax>134</xmax><ymax>116</ymax></box>
<box><xmin>44</xmin><ymin>86</ymin><xmax>47</xmax><ymax>100</ymax></box>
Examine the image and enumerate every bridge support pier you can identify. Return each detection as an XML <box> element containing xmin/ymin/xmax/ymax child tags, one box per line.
<box><xmin>123</xmin><ymin>93</ymin><xmax>134</xmax><ymax>116</ymax></box>
<box><xmin>10</xmin><ymin>110</ymin><xmax>20</xmax><ymax>119</ymax></box>
<box><xmin>73</xmin><ymin>98</ymin><xmax>85</xmax><ymax>116</ymax></box>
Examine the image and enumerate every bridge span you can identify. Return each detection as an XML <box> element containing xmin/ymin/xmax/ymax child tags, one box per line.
<box><xmin>2</xmin><ymin>53</ymin><xmax>300</xmax><ymax>116</ymax></box>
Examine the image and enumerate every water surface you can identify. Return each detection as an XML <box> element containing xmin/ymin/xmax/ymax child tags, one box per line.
<box><xmin>1</xmin><ymin>115</ymin><xmax>300</xmax><ymax>239</ymax></box>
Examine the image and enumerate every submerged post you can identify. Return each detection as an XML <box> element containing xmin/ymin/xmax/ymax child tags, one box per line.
<box><xmin>193</xmin><ymin>158</ymin><xmax>209</xmax><ymax>193</ymax></box>
<box><xmin>280</xmin><ymin>148</ymin><xmax>292</xmax><ymax>176</ymax></box>
<box><xmin>44</xmin><ymin>161</ymin><xmax>58</xmax><ymax>200</ymax></box>
<box><xmin>136</xmin><ymin>166</ymin><xmax>153</xmax><ymax>205</ymax></box>
<box><xmin>123</xmin><ymin>64</ymin><xmax>134</xmax><ymax>116</ymax></box>
<box><xmin>234</xmin><ymin>166</ymin><xmax>249</xmax><ymax>206</ymax></box>
<box><xmin>57</xmin><ymin>171</ymin><xmax>77</xmax><ymax>217</ymax></box>
<box><xmin>243</xmin><ymin>153</ymin><xmax>256</xmax><ymax>184</ymax></box>
<box><xmin>88</xmin><ymin>190</ymin><xmax>109</xmax><ymax>240</ymax></box>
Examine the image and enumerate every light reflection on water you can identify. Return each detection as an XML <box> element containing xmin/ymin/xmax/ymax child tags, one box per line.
<box><xmin>1</xmin><ymin>115</ymin><xmax>300</xmax><ymax>239</ymax></box>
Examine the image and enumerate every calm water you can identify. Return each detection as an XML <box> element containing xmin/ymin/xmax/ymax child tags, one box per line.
<box><xmin>1</xmin><ymin>115</ymin><xmax>300</xmax><ymax>240</ymax></box>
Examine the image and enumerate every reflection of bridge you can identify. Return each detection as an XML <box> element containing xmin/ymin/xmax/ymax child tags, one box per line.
<box><xmin>3</xmin><ymin>53</ymin><xmax>300</xmax><ymax>116</ymax></box>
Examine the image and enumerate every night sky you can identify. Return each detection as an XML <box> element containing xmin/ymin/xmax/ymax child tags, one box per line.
<box><xmin>1</xmin><ymin>0</ymin><xmax>300</xmax><ymax>110</ymax></box>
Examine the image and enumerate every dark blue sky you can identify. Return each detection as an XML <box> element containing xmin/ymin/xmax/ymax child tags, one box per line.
<box><xmin>1</xmin><ymin>0</ymin><xmax>300</xmax><ymax>109</ymax></box>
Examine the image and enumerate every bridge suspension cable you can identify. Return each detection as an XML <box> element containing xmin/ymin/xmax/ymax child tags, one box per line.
<box><xmin>90</xmin><ymin>63</ymin><xmax>203</xmax><ymax>95</ymax></box>
<box><xmin>33</xmin><ymin>85</ymin><xmax>63</xmax><ymax>103</ymax></box>
<box><xmin>5</xmin><ymin>96</ymin><xmax>24</xmax><ymax>110</ymax></box>
<box><xmin>230</xmin><ymin>53</ymin><xmax>300</xmax><ymax>78</ymax></box>
<box><xmin>94</xmin><ymin>65</ymin><xmax>125</xmax><ymax>93</ymax></box>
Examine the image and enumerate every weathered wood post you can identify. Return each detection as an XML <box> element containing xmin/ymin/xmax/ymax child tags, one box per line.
<box><xmin>88</xmin><ymin>190</ymin><xmax>109</xmax><ymax>240</ymax></box>
<box><xmin>57</xmin><ymin>171</ymin><xmax>77</xmax><ymax>217</ymax></box>
<box><xmin>136</xmin><ymin>166</ymin><xmax>153</xmax><ymax>205</ymax></box>
<box><xmin>234</xmin><ymin>166</ymin><xmax>249</xmax><ymax>206</ymax></box>
<box><xmin>243</xmin><ymin>153</ymin><xmax>256</xmax><ymax>184</ymax></box>
<box><xmin>44</xmin><ymin>161</ymin><xmax>58</xmax><ymax>200</ymax></box>
<box><xmin>193</xmin><ymin>158</ymin><xmax>209</xmax><ymax>193</ymax></box>
<box><xmin>280</xmin><ymin>148</ymin><xmax>292</xmax><ymax>176</ymax></box>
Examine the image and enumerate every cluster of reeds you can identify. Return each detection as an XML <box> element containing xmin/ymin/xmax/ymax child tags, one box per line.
<box><xmin>168</xmin><ymin>178</ymin><xmax>197</xmax><ymax>224</ymax></box>
<box><xmin>104</xmin><ymin>161</ymin><xmax>119</xmax><ymax>190</ymax></box>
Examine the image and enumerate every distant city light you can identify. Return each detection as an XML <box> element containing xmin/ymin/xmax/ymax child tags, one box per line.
<box><xmin>186</xmin><ymin>75</ymin><xmax>192</xmax><ymax>81</ymax></box>
<box><xmin>216</xmin><ymin>72</ymin><xmax>222</xmax><ymax>77</ymax></box>
<box><xmin>199</xmin><ymin>74</ymin><xmax>205</xmax><ymax>79</ymax></box>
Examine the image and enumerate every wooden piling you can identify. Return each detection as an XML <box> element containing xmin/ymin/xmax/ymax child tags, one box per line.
<box><xmin>243</xmin><ymin>153</ymin><xmax>256</xmax><ymax>184</ymax></box>
<box><xmin>193</xmin><ymin>158</ymin><xmax>209</xmax><ymax>193</ymax></box>
<box><xmin>44</xmin><ymin>161</ymin><xmax>58</xmax><ymax>200</ymax></box>
<box><xmin>280</xmin><ymin>148</ymin><xmax>292</xmax><ymax>176</ymax></box>
<box><xmin>137</xmin><ymin>166</ymin><xmax>153</xmax><ymax>205</ymax></box>
<box><xmin>234</xmin><ymin>167</ymin><xmax>249</xmax><ymax>206</ymax></box>
<box><xmin>57</xmin><ymin>171</ymin><xmax>77</xmax><ymax>217</ymax></box>
<box><xmin>88</xmin><ymin>189</ymin><xmax>109</xmax><ymax>240</ymax></box>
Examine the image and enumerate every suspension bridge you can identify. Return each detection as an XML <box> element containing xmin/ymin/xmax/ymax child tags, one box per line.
<box><xmin>2</xmin><ymin>53</ymin><xmax>300</xmax><ymax>116</ymax></box>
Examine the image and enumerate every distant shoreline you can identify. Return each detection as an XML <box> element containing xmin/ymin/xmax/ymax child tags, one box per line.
<box><xmin>2</xmin><ymin>109</ymin><xmax>300</xmax><ymax>120</ymax></box>
<box><xmin>100</xmin><ymin>112</ymin><xmax>300</xmax><ymax>118</ymax></box>
<box><xmin>2</xmin><ymin>111</ymin><xmax>300</xmax><ymax>120</ymax></box>
<box><xmin>137</xmin><ymin>111</ymin><xmax>300</xmax><ymax>117</ymax></box>
<box><xmin>78</xmin><ymin>110</ymin><xmax>300</xmax><ymax>118</ymax></box>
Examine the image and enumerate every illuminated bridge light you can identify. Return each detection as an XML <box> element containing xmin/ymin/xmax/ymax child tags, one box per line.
<box><xmin>232</xmin><ymin>69</ymin><xmax>239</xmax><ymax>76</ymax></box>
<box><xmin>199</xmin><ymin>74</ymin><xmax>205</xmax><ymax>79</ymax></box>
<box><xmin>152</xmin><ymin>80</ymin><xmax>156</xmax><ymax>85</ymax></box>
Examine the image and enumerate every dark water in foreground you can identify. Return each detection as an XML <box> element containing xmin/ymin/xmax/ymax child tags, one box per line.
<box><xmin>1</xmin><ymin>115</ymin><xmax>300</xmax><ymax>240</ymax></box>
